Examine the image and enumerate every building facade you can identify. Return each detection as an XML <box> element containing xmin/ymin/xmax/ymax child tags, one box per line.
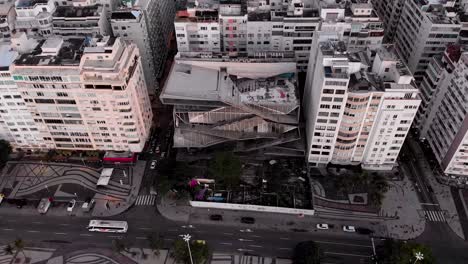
<box><xmin>304</xmin><ymin>39</ymin><xmax>420</xmax><ymax>169</ymax></box>
<box><xmin>15</xmin><ymin>0</ymin><xmax>56</xmax><ymax>36</ymax></box>
<box><xmin>8</xmin><ymin>36</ymin><xmax>152</xmax><ymax>152</ymax></box>
<box><xmin>52</xmin><ymin>4</ymin><xmax>111</xmax><ymax>37</ymax></box>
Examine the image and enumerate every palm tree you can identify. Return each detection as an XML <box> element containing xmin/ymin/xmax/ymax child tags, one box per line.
<box><xmin>13</xmin><ymin>238</ymin><xmax>26</xmax><ymax>258</ymax></box>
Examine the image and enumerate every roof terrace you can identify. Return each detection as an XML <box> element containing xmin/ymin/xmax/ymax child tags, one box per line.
<box><xmin>53</xmin><ymin>4</ymin><xmax>101</xmax><ymax>18</ymax></box>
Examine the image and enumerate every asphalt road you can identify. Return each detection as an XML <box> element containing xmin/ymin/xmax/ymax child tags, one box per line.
<box><xmin>0</xmin><ymin>206</ymin><xmax>375</xmax><ymax>264</ymax></box>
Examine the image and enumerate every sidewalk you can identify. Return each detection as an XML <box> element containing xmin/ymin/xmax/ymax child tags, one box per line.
<box><xmin>408</xmin><ymin>138</ymin><xmax>465</xmax><ymax>240</ymax></box>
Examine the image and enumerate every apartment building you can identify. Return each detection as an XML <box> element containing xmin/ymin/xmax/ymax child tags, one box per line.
<box><xmin>371</xmin><ymin>0</ymin><xmax>406</xmax><ymax>43</ymax></box>
<box><xmin>111</xmin><ymin>10</ymin><xmax>157</xmax><ymax>94</ymax></box>
<box><xmin>304</xmin><ymin>40</ymin><xmax>420</xmax><ymax>169</ymax></box>
<box><xmin>394</xmin><ymin>0</ymin><xmax>460</xmax><ymax>82</ymax></box>
<box><xmin>0</xmin><ymin>44</ymin><xmax>45</xmax><ymax>149</ymax></box>
<box><xmin>52</xmin><ymin>4</ymin><xmax>111</xmax><ymax>37</ymax></box>
<box><xmin>415</xmin><ymin>45</ymin><xmax>461</xmax><ymax>131</ymax></box>
<box><xmin>175</xmin><ymin>0</ymin><xmax>320</xmax><ymax>72</ymax></box>
<box><xmin>319</xmin><ymin>0</ymin><xmax>384</xmax><ymax>52</ymax></box>
<box><xmin>0</xmin><ymin>0</ymin><xmax>16</xmax><ymax>42</ymax></box>
<box><xmin>9</xmin><ymin>36</ymin><xmax>152</xmax><ymax>152</ymax></box>
<box><xmin>14</xmin><ymin>0</ymin><xmax>56</xmax><ymax>36</ymax></box>
<box><xmin>160</xmin><ymin>60</ymin><xmax>304</xmax><ymax>157</ymax></box>
<box><xmin>417</xmin><ymin>48</ymin><xmax>468</xmax><ymax>177</ymax></box>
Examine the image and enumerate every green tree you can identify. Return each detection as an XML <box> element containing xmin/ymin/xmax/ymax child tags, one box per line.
<box><xmin>13</xmin><ymin>238</ymin><xmax>26</xmax><ymax>259</ymax></box>
<box><xmin>208</xmin><ymin>152</ymin><xmax>242</xmax><ymax>189</ymax></box>
<box><xmin>0</xmin><ymin>139</ymin><xmax>12</xmax><ymax>167</ymax></box>
<box><xmin>112</xmin><ymin>239</ymin><xmax>133</xmax><ymax>255</ymax></box>
<box><xmin>293</xmin><ymin>241</ymin><xmax>322</xmax><ymax>264</ymax></box>
<box><xmin>377</xmin><ymin>239</ymin><xmax>435</xmax><ymax>264</ymax></box>
<box><xmin>147</xmin><ymin>233</ymin><xmax>163</xmax><ymax>256</ymax></box>
<box><xmin>172</xmin><ymin>239</ymin><xmax>209</xmax><ymax>264</ymax></box>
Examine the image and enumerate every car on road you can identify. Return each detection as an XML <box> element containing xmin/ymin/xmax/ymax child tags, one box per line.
<box><xmin>356</xmin><ymin>227</ymin><xmax>374</xmax><ymax>235</ymax></box>
<box><xmin>194</xmin><ymin>240</ymin><xmax>206</xmax><ymax>245</ymax></box>
<box><xmin>155</xmin><ymin>146</ymin><xmax>160</xmax><ymax>154</ymax></box>
<box><xmin>342</xmin><ymin>225</ymin><xmax>356</xmax><ymax>232</ymax></box>
<box><xmin>150</xmin><ymin>160</ymin><xmax>157</xmax><ymax>170</ymax></box>
<box><xmin>37</xmin><ymin>197</ymin><xmax>52</xmax><ymax>214</ymax></box>
<box><xmin>16</xmin><ymin>199</ymin><xmax>27</xmax><ymax>209</ymax></box>
<box><xmin>0</xmin><ymin>193</ymin><xmax>4</xmax><ymax>205</ymax></box>
<box><xmin>67</xmin><ymin>199</ymin><xmax>76</xmax><ymax>212</ymax></box>
<box><xmin>82</xmin><ymin>198</ymin><xmax>95</xmax><ymax>212</ymax></box>
<box><xmin>241</xmin><ymin>217</ymin><xmax>255</xmax><ymax>224</ymax></box>
<box><xmin>161</xmin><ymin>152</ymin><xmax>166</xmax><ymax>158</ymax></box>
<box><xmin>316</xmin><ymin>224</ymin><xmax>330</xmax><ymax>230</ymax></box>
<box><xmin>210</xmin><ymin>214</ymin><xmax>223</xmax><ymax>221</ymax></box>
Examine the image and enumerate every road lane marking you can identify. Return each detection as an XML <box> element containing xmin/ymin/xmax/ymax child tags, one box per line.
<box><xmin>238</xmin><ymin>238</ymin><xmax>253</xmax><ymax>242</ymax></box>
<box><xmin>27</xmin><ymin>230</ymin><xmax>39</xmax><ymax>233</ymax></box>
<box><xmin>2</xmin><ymin>228</ymin><xmax>13</xmax><ymax>231</ymax></box>
<box><xmin>279</xmin><ymin>248</ymin><xmax>292</xmax><ymax>250</ymax></box>
<box><xmin>138</xmin><ymin>227</ymin><xmax>151</xmax><ymax>230</ymax></box>
<box><xmin>222</xmin><ymin>232</ymin><xmax>234</xmax><ymax>236</ymax></box>
<box><xmin>324</xmin><ymin>251</ymin><xmax>371</xmax><ymax>258</ymax></box>
<box><xmin>79</xmin><ymin>234</ymin><xmax>93</xmax><ymax>237</ymax></box>
<box><xmin>164</xmin><ymin>238</ymin><xmax>174</xmax><ymax>241</ymax></box>
<box><xmin>316</xmin><ymin>241</ymin><xmax>372</xmax><ymax>248</ymax></box>
<box><xmin>248</xmin><ymin>245</ymin><xmax>263</xmax><ymax>248</ymax></box>
<box><xmin>136</xmin><ymin>237</ymin><xmax>146</xmax><ymax>240</ymax></box>
<box><xmin>54</xmin><ymin>232</ymin><xmax>67</xmax><ymax>235</ymax></box>
<box><xmin>280</xmin><ymin>237</ymin><xmax>290</xmax><ymax>240</ymax></box>
<box><xmin>250</xmin><ymin>235</ymin><xmax>261</xmax><ymax>238</ymax></box>
<box><xmin>59</xmin><ymin>224</ymin><xmax>69</xmax><ymax>226</ymax></box>
<box><xmin>220</xmin><ymin>242</ymin><xmax>232</xmax><ymax>245</ymax></box>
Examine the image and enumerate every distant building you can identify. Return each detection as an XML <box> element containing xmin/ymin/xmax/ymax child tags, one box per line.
<box><xmin>14</xmin><ymin>0</ymin><xmax>56</xmax><ymax>36</ymax></box>
<box><xmin>52</xmin><ymin>4</ymin><xmax>111</xmax><ymax>37</ymax></box>
<box><xmin>304</xmin><ymin>39</ymin><xmax>420</xmax><ymax>170</ymax></box>
<box><xmin>0</xmin><ymin>0</ymin><xmax>16</xmax><ymax>42</ymax></box>
<box><xmin>372</xmin><ymin>0</ymin><xmax>406</xmax><ymax>43</ymax></box>
<box><xmin>160</xmin><ymin>60</ymin><xmax>304</xmax><ymax>157</ymax></box>
<box><xmin>8</xmin><ymin>36</ymin><xmax>152</xmax><ymax>151</ymax></box>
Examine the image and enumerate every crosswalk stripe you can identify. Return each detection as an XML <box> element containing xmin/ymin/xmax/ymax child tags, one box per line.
<box><xmin>424</xmin><ymin>210</ymin><xmax>446</xmax><ymax>222</ymax></box>
<box><xmin>135</xmin><ymin>195</ymin><xmax>156</xmax><ymax>206</ymax></box>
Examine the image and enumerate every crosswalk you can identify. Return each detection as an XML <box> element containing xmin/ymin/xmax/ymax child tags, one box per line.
<box><xmin>135</xmin><ymin>195</ymin><xmax>156</xmax><ymax>206</ymax></box>
<box><xmin>0</xmin><ymin>245</ymin><xmax>13</xmax><ymax>264</ymax></box>
<box><xmin>424</xmin><ymin>210</ymin><xmax>446</xmax><ymax>222</ymax></box>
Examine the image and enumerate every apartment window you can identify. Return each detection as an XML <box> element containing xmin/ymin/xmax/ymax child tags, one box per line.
<box><xmin>323</xmin><ymin>89</ymin><xmax>334</xmax><ymax>94</ymax></box>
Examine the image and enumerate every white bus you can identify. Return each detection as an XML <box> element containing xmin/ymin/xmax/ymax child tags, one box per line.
<box><xmin>87</xmin><ymin>220</ymin><xmax>128</xmax><ymax>233</ymax></box>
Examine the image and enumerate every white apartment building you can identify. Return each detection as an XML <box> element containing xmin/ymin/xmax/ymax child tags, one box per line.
<box><xmin>394</xmin><ymin>0</ymin><xmax>461</xmax><ymax>82</ymax></box>
<box><xmin>417</xmin><ymin>49</ymin><xmax>468</xmax><ymax>177</ymax></box>
<box><xmin>0</xmin><ymin>0</ymin><xmax>16</xmax><ymax>42</ymax></box>
<box><xmin>9</xmin><ymin>36</ymin><xmax>152</xmax><ymax>152</ymax></box>
<box><xmin>0</xmin><ymin>44</ymin><xmax>44</xmax><ymax>149</ymax></box>
<box><xmin>304</xmin><ymin>39</ymin><xmax>420</xmax><ymax>169</ymax></box>
<box><xmin>15</xmin><ymin>0</ymin><xmax>56</xmax><ymax>36</ymax></box>
<box><xmin>174</xmin><ymin>0</ymin><xmax>320</xmax><ymax>72</ymax></box>
<box><xmin>52</xmin><ymin>4</ymin><xmax>111</xmax><ymax>37</ymax></box>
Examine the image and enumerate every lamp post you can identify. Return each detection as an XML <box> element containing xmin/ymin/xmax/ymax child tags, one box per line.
<box><xmin>413</xmin><ymin>252</ymin><xmax>424</xmax><ymax>264</ymax></box>
<box><xmin>181</xmin><ymin>234</ymin><xmax>194</xmax><ymax>264</ymax></box>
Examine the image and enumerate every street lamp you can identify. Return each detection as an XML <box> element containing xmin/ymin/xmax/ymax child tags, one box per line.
<box><xmin>414</xmin><ymin>252</ymin><xmax>424</xmax><ymax>264</ymax></box>
<box><xmin>181</xmin><ymin>234</ymin><xmax>194</xmax><ymax>264</ymax></box>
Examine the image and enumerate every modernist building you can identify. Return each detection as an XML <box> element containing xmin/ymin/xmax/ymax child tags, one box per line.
<box><xmin>52</xmin><ymin>4</ymin><xmax>111</xmax><ymax>37</ymax></box>
<box><xmin>160</xmin><ymin>60</ymin><xmax>304</xmax><ymax>157</ymax></box>
<box><xmin>14</xmin><ymin>0</ymin><xmax>56</xmax><ymax>36</ymax></box>
<box><xmin>417</xmin><ymin>47</ymin><xmax>468</xmax><ymax>178</ymax></box>
<box><xmin>175</xmin><ymin>0</ymin><xmax>320</xmax><ymax>72</ymax></box>
<box><xmin>393</xmin><ymin>0</ymin><xmax>460</xmax><ymax>82</ymax></box>
<box><xmin>304</xmin><ymin>39</ymin><xmax>420</xmax><ymax>170</ymax></box>
<box><xmin>8</xmin><ymin>36</ymin><xmax>152</xmax><ymax>152</ymax></box>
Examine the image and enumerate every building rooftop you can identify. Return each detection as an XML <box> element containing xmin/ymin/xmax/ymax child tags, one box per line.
<box><xmin>53</xmin><ymin>4</ymin><xmax>101</xmax><ymax>18</ymax></box>
<box><xmin>15</xmin><ymin>0</ymin><xmax>48</xmax><ymax>8</ymax></box>
<box><xmin>0</xmin><ymin>44</ymin><xmax>17</xmax><ymax>70</ymax></box>
<box><xmin>14</xmin><ymin>38</ymin><xmax>85</xmax><ymax>66</ymax></box>
<box><xmin>111</xmin><ymin>10</ymin><xmax>141</xmax><ymax>20</ymax></box>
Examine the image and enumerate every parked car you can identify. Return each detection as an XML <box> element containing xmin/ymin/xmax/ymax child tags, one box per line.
<box><xmin>67</xmin><ymin>199</ymin><xmax>76</xmax><ymax>212</ymax></box>
<box><xmin>342</xmin><ymin>225</ymin><xmax>356</xmax><ymax>232</ymax></box>
<box><xmin>150</xmin><ymin>160</ymin><xmax>157</xmax><ymax>170</ymax></box>
<box><xmin>82</xmin><ymin>198</ymin><xmax>95</xmax><ymax>212</ymax></box>
<box><xmin>241</xmin><ymin>217</ymin><xmax>255</xmax><ymax>224</ymax></box>
<box><xmin>0</xmin><ymin>193</ymin><xmax>4</xmax><ymax>205</ymax></box>
<box><xmin>210</xmin><ymin>214</ymin><xmax>223</xmax><ymax>221</ymax></box>
<box><xmin>161</xmin><ymin>152</ymin><xmax>166</xmax><ymax>158</ymax></box>
<box><xmin>16</xmin><ymin>199</ymin><xmax>27</xmax><ymax>209</ymax></box>
<box><xmin>37</xmin><ymin>197</ymin><xmax>52</xmax><ymax>214</ymax></box>
<box><xmin>356</xmin><ymin>227</ymin><xmax>374</xmax><ymax>235</ymax></box>
<box><xmin>316</xmin><ymin>224</ymin><xmax>329</xmax><ymax>230</ymax></box>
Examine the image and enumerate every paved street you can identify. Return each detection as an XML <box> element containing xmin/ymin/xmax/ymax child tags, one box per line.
<box><xmin>0</xmin><ymin>206</ymin><xmax>375</xmax><ymax>264</ymax></box>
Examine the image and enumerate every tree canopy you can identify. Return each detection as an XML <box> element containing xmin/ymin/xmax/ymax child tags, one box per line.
<box><xmin>172</xmin><ymin>239</ymin><xmax>209</xmax><ymax>264</ymax></box>
<box><xmin>377</xmin><ymin>239</ymin><xmax>435</xmax><ymax>264</ymax></box>
<box><xmin>293</xmin><ymin>241</ymin><xmax>323</xmax><ymax>264</ymax></box>
<box><xmin>208</xmin><ymin>152</ymin><xmax>242</xmax><ymax>189</ymax></box>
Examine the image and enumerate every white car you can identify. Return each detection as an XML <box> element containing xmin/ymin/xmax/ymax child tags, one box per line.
<box><xmin>67</xmin><ymin>199</ymin><xmax>76</xmax><ymax>212</ymax></box>
<box><xmin>342</xmin><ymin>225</ymin><xmax>356</xmax><ymax>232</ymax></box>
<box><xmin>150</xmin><ymin>160</ymin><xmax>157</xmax><ymax>170</ymax></box>
<box><xmin>316</xmin><ymin>224</ymin><xmax>329</xmax><ymax>230</ymax></box>
<box><xmin>0</xmin><ymin>193</ymin><xmax>4</xmax><ymax>205</ymax></box>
